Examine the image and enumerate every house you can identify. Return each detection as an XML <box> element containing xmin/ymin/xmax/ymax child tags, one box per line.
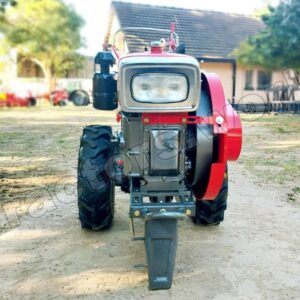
<box><xmin>17</xmin><ymin>56</ymin><xmax>94</xmax><ymax>80</ymax></box>
<box><xmin>106</xmin><ymin>1</ymin><xmax>299</xmax><ymax>104</ymax></box>
<box><xmin>1</xmin><ymin>54</ymin><xmax>94</xmax><ymax>94</ymax></box>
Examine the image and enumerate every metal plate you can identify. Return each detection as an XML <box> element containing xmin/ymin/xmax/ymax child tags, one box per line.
<box><xmin>149</xmin><ymin>129</ymin><xmax>179</xmax><ymax>176</ymax></box>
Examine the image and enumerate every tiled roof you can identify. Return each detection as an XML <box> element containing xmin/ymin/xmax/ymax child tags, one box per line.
<box><xmin>110</xmin><ymin>1</ymin><xmax>264</xmax><ymax>60</ymax></box>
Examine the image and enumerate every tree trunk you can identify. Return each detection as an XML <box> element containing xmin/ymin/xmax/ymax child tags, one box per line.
<box><xmin>46</xmin><ymin>72</ymin><xmax>57</xmax><ymax>94</ymax></box>
<box><xmin>28</xmin><ymin>58</ymin><xmax>56</xmax><ymax>95</ymax></box>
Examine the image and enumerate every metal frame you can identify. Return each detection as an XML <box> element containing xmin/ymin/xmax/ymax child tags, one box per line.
<box><xmin>113</xmin><ymin>27</ymin><xmax>179</xmax><ymax>50</ymax></box>
<box><xmin>118</xmin><ymin>56</ymin><xmax>200</xmax><ymax>112</ymax></box>
<box><xmin>130</xmin><ymin>189</ymin><xmax>195</xmax><ymax>218</ymax></box>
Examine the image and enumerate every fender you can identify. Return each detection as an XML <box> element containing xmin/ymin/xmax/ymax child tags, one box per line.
<box><xmin>199</xmin><ymin>73</ymin><xmax>242</xmax><ymax>200</ymax></box>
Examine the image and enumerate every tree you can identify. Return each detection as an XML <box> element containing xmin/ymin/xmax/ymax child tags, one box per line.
<box><xmin>0</xmin><ymin>0</ymin><xmax>17</xmax><ymax>12</ymax></box>
<box><xmin>0</xmin><ymin>0</ymin><xmax>85</xmax><ymax>92</ymax></box>
<box><xmin>234</xmin><ymin>0</ymin><xmax>300</xmax><ymax>73</ymax></box>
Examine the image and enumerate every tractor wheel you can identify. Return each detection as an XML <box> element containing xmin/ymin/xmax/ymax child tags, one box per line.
<box><xmin>193</xmin><ymin>168</ymin><xmax>228</xmax><ymax>225</ymax></box>
<box><xmin>28</xmin><ymin>97</ymin><xmax>37</xmax><ymax>107</ymax></box>
<box><xmin>70</xmin><ymin>90</ymin><xmax>90</xmax><ymax>106</ymax></box>
<box><xmin>58</xmin><ymin>99</ymin><xmax>67</xmax><ymax>106</ymax></box>
<box><xmin>77</xmin><ymin>125</ymin><xmax>115</xmax><ymax>230</ymax></box>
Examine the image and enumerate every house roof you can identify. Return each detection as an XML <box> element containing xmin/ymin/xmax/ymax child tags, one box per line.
<box><xmin>110</xmin><ymin>1</ymin><xmax>264</xmax><ymax>60</ymax></box>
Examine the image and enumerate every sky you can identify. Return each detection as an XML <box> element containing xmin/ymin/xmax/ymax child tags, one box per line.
<box><xmin>64</xmin><ymin>0</ymin><xmax>279</xmax><ymax>56</ymax></box>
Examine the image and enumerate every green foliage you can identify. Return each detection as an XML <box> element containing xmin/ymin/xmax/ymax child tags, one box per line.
<box><xmin>234</xmin><ymin>0</ymin><xmax>300</xmax><ymax>71</ymax></box>
<box><xmin>1</xmin><ymin>0</ymin><xmax>84</xmax><ymax>91</ymax></box>
<box><xmin>0</xmin><ymin>0</ymin><xmax>16</xmax><ymax>31</ymax></box>
<box><xmin>0</xmin><ymin>0</ymin><xmax>17</xmax><ymax>12</ymax></box>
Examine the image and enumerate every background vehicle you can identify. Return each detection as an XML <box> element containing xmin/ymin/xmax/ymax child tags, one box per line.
<box><xmin>0</xmin><ymin>88</ymin><xmax>90</xmax><ymax>107</ymax></box>
<box><xmin>68</xmin><ymin>89</ymin><xmax>90</xmax><ymax>106</ymax></box>
<box><xmin>0</xmin><ymin>77</ymin><xmax>91</xmax><ymax>107</ymax></box>
<box><xmin>0</xmin><ymin>91</ymin><xmax>36</xmax><ymax>107</ymax></box>
<box><xmin>77</xmin><ymin>25</ymin><xmax>242</xmax><ymax>290</ymax></box>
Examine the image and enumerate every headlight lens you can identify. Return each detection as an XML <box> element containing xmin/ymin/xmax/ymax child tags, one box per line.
<box><xmin>132</xmin><ymin>73</ymin><xmax>188</xmax><ymax>103</ymax></box>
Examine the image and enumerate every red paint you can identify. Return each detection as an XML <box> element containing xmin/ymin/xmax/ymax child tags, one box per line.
<box><xmin>186</xmin><ymin>115</ymin><xmax>214</xmax><ymax>125</ymax></box>
<box><xmin>8</xmin><ymin>93</ymin><xmax>28</xmax><ymax>106</ymax></box>
<box><xmin>225</xmin><ymin>102</ymin><xmax>242</xmax><ymax>161</ymax></box>
<box><xmin>142</xmin><ymin>113</ymin><xmax>187</xmax><ymax>124</ymax></box>
<box><xmin>0</xmin><ymin>93</ymin><xmax>32</xmax><ymax>107</ymax></box>
<box><xmin>170</xmin><ymin>22</ymin><xmax>175</xmax><ymax>34</ymax></box>
<box><xmin>116</xmin><ymin>112</ymin><xmax>122</xmax><ymax>123</ymax></box>
<box><xmin>201</xmin><ymin>163</ymin><xmax>227</xmax><ymax>200</ymax></box>
<box><xmin>51</xmin><ymin>90</ymin><xmax>69</xmax><ymax>105</ymax></box>
<box><xmin>150</xmin><ymin>46</ymin><xmax>163</xmax><ymax>54</ymax></box>
<box><xmin>142</xmin><ymin>113</ymin><xmax>214</xmax><ymax>125</ymax></box>
<box><xmin>0</xmin><ymin>89</ymin><xmax>70</xmax><ymax>107</ymax></box>
<box><xmin>116</xmin><ymin>159</ymin><xmax>124</xmax><ymax>166</ymax></box>
<box><xmin>196</xmin><ymin>73</ymin><xmax>242</xmax><ymax>200</ymax></box>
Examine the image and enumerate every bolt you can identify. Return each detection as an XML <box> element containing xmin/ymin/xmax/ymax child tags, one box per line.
<box><xmin>216</xmin><ymin>115</ymin><xmax>224</xmax><ymax>125</ymax></box>
<box><xmin>116</xmin><ymin>159</ymin><xmax>123</xmax><ymax>166</ymax></box>
<box><xmin>186</xmin><ymin>209</ymin><xmax>192</xmax><ymax>216</ymax></box>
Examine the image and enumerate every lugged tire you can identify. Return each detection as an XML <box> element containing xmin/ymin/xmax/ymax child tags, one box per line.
<box><xmin>193</xmin><ymin>168</ymin><xmax>228</xmax><ymax>225</ymax></box>
<box><xmin>77</xmin><ymin>125</ymin><xmax>115</xmax><ymax>230</ymax></box>
<box><xmin>70</xmin><ymin>90</ymin><xmax>90</xmax><ymax>106</ymax></box>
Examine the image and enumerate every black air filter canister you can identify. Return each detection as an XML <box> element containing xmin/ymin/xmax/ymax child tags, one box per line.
<box><xmin>93</xmin><ymin>51</ymin><xmax>118</xmax><ymax>110</ymax></box>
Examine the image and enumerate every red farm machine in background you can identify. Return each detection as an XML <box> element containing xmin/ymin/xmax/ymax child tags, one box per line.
<box><xmin>0</xmin><ymin>91</ymin><xmax>36</xmax><ymax>107</ymax></box>
<box><xmin>0</xmin><ymin>89</ymin><xmax>70</xmax><ymax>107</ymax></box>
<box><xmin>0</xmin><ymin>85</ymin><xmax>90</xmax><ymax>107</ymax></box>
<box><xmin>76</xmin><ymin>24</ymin><xmax>242</xmax><ymax>290</ymax></box>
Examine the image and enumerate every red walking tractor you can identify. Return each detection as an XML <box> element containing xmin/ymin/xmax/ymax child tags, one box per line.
<box><xmin>77</xmin><ymin>25</ymin><xmax>242</xmax><ymax>290</ymax></box>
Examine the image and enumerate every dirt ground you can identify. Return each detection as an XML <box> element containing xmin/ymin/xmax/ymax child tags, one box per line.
<box><xmin>0</xmin><ymin>106</ymin><xmax>299</xmax><ymax>300</ymax></box>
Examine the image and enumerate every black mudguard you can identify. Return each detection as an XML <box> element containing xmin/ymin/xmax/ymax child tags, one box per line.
<box><xmin>144</xmin><ymin>217</ymin><xmax>178</xmax><ymax>290</ymax></box>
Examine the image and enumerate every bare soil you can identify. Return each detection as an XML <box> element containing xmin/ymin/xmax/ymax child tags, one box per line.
<box><xmin>0</xmin><ymin>106</ymin><xmax>299</xmax><ymax>299</ymax></box>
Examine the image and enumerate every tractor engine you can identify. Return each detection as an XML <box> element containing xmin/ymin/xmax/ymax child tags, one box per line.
<box><xmin>117</xmin><ymin>54</ymin><xmax>201</xmax><ymax>218</ymax></box>
<box><xmin>78</xmin><ymin>32</ymin><xmax>242</xmax><ymax>290</ymax></box>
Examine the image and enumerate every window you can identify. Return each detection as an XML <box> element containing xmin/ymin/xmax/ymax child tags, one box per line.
<box><xmin>244</xmin><ymin>70</ymin><xmax>254</xmax><ymax>90</ymax></box>
<box><xmin>257</xmin><ymin>71</ymin><xmax>272</xmax><ymax>90</ymax></box>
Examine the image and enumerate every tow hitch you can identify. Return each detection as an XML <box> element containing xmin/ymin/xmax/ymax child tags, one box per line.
<box><xmin>130</xmin><ymin>192</ymin><xmax>194</xmax><ymax>289</ymax></box>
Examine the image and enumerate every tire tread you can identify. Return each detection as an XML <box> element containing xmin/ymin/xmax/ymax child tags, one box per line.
<box><xmin>193</xmin><ymin>168</ymin><xmax>228</xmax><ymax>225</ymax></box>
<box><xmin>77</xmin><ymin>125</ymin><xmax>114</xmax><ymax>230</ymax></box>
